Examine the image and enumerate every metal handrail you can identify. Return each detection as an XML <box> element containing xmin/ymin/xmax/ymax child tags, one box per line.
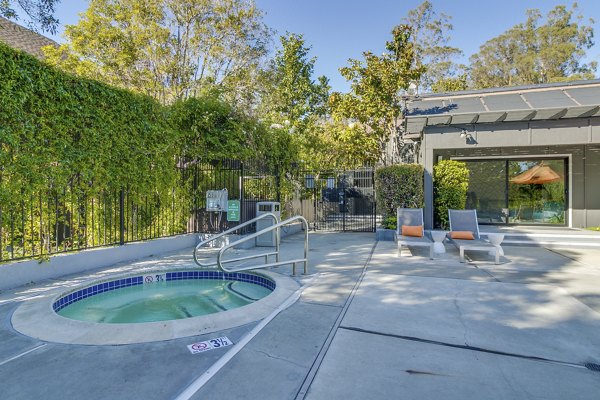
<box><xmin>193</xmin><ymin>212</ymin><xmax>279</xmax><ymax>268</ymax></box>
<box><xmin>217</xmin><ymin>216</ymin><xmax>309</xmax><ymax>276</ymax></box>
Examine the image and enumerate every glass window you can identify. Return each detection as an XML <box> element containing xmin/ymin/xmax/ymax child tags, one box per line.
<box><xmin>508</xmin><ymin>160</ymin><xmax>565</xmax><ymax>224</ymax></box>
<box><xmin>462</xmin><ymin>158</ymin><xmax>566</xmax><ymax>225</ymax></box>
<box><xmin>465</xmin><ymin>161</ymin><xmax>507</xmax><ymax>224</ymax></box>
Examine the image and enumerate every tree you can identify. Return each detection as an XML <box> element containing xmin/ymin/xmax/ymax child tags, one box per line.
<box><xmin>0</xmin><ymin>0</ymin><xmax>59</xmax><ymax>33</ymax></box>
<box><xmin>43</xmin><ymin>0</ymin><xmax>271</xmax><ymax>105</ymax></box>
<box><xmin>403</xmin><ymin>1</ymin><xmax>465</xmax><ymax>94</ymax></box>
<box><xmin>330</xmin><ymin>25</ymin><xmax>424</xmax><ymax>165</ymax></box>
<box><xmin>259</xmin><ymin>33</ymin><xmax>329</xmax><ymax>131</ymax></box>
<box><xmin>469</xmin><ymin>4</ymin><xmax>596</xmax><ymax>88</ymax></box>
<box><xmin>430</xmin><ymin>74</ymin><xmax>468</xmax><ymax>93</ymax></box>
<box><xmin>257</xmin><ymin>32</ymin><xmax>332</xmax><ymax>169</ymax></box>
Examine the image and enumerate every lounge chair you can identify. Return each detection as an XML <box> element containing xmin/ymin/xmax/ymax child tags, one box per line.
<box><xmin>447</xmin><ymin>209</ymin><xmax>501</xmax><ymax>264</ymax></box>
<box><xmin>395</xmin><ymin>208</ymin><xmax>433</xmax><ymax>259</ymax></box>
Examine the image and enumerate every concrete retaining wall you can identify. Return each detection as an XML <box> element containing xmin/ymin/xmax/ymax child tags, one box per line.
<box><xmin>0</xmin><ymin>224</ymin><xmax>307</xmax><ymax>292</ymax></box>
<box><xmin>0</xmin><ymin>234</ymin><xmax>198</xmax><ymax>292</ymax></box>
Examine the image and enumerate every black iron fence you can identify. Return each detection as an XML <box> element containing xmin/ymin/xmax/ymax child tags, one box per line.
<box><xmin>298</xmin><ymin>167</ymin><xmax>376</xmax><ymax>232</ymax></box>
<box><xmin>0</xmin><ymin>160</ymin><xmax>375</xmax><ymax>263</ymax></box>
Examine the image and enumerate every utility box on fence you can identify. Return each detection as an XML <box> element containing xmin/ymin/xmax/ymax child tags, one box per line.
<box><xmin>256</xmin><ymin>202</ymin><xmax>280</xmax><ymax>246</ymax></box>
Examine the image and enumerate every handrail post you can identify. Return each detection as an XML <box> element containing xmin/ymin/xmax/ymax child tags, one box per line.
<box><xmin>303</xmin><ymin>222</ymin><xmax>308</xmax><ymax>274</ymax></box>
<box><xmin>216</xmin><ymin>215</ymin><xmax>309</xmax><ymax>276</ymax></box>
<box><xmin>276</xmin><ymin>225</ymin><xmax>280</xmax><ymax>263</ymax></box>
<box><xmin>193</xmin><ymin>212</ymin><xmax>278</xmax><ymax>267</ymax></box>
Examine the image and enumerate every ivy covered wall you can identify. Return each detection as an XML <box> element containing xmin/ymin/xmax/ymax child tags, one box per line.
<box><xmin>0</xmin><ymin>42</ymin><xmax>178</xmax><ymax>200</ymax></box>
<box><xmin>0</xmin><ymin>43</ymin><xmax>287</xmax><ymax>262</ymax></box>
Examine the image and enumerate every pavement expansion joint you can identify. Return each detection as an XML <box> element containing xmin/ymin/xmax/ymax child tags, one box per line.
<box><xmin>298</xmin><ymin>300</ymin><xmax>343</xmax><ymax>309</ymax></box>
<box><xmin>470</xmin><ymin>264</ymin><xmax>501</xmax><ymax>282</ymax></box>
<box><xmin>338</xmin><ymin>325</ymin><xmax>591</xmax><ymax>371</ymax></box>
<box><xmin>293</xmin><ymin>240</ymin><xmax>379</xmax><ymax>400</ymax></box>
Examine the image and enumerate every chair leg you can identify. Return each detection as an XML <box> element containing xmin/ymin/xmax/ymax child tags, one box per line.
<box><xmin>495</xmin><ymin>246</ymin><xmax>500</xmax><ymax>264</ymax></box>
<box><xmin>459</xmin><ymin>247</ymin><xmax>465</xmax><ymax>263</ymax></box>
<box><xmin>398</xmin><ymin>243</ymin><xmax>403</xmax><ymax>257</ymax></box>
<box><xmin>429</xmin><ymin>244</ymin><xmax>434</xmax><ymax>260</ymax></box>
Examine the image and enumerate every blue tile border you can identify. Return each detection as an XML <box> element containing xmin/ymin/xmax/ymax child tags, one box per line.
<box><xmin>53</xmin><ymin>271</ymin><xmax>276</xmax><ymax>312</ymax></box>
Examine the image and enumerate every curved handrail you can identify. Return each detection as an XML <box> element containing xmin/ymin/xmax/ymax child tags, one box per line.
<box><xmin>193</xmin><ymin>212</ymin><xmax>278</xmax><ymax>268</ymax></box>
<box><xmin>217</xmin><ymin>215</ymin><xmax>309</xmax><ymax>276</ymax></box>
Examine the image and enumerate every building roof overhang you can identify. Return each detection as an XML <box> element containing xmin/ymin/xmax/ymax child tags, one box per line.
<box><xmin>405</xmin><ymin>80</ymin><xmax>600</xmax><ymax>136</ymax></box>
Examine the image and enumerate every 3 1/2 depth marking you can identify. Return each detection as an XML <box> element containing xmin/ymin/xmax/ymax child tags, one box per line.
<box><xmin>187</xmin><ymin>337</ymin><xmax>233</xmax><ymax>354</ymax></box>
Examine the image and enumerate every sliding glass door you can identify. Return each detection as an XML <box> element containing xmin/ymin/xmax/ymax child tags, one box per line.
<box><xmin>465</xmin><ymin>160</ymin><xmax>507</xmax><ymax>223</ymax></box>
<box><xmin>463</xmin><ymin>158</ymin><xmax>567</xmax><ymax>225</ymax></box>
<box><xmin>508</xmin><ymin>159</ymin><xmax>566</xmax><ymax>224</ymax></box>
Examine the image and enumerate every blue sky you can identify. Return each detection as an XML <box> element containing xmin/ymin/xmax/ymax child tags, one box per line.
<box><xmin>49</xmin><ymin>0</ymin><xmax>600</xmax><ymax>92</ymax></box>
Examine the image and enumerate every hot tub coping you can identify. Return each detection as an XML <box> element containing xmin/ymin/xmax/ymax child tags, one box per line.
<box><xmin>11</xmin><ymin>269</ymin><xmax>299</xmax><ymax>345</ymax></box>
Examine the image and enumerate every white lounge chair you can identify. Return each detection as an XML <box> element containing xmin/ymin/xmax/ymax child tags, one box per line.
<box><xmin>395</xmin><ymin>208</ymin><xmax>433</xmax><ymax>259</ymax></box>
<box><xmin>447</xmin><ymin>209</ymin><xmax>501</xmax><ymax>264</ymax></box>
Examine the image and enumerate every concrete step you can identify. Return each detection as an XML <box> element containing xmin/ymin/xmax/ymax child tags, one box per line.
<box><xmin>480</xmin><ymin>230</ymin><xmax>600</xmax><ymax>248</ymax></box>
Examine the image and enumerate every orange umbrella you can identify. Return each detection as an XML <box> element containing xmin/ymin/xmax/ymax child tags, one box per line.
<box><xmin>510</xmin><ymin>163</ymin><xmax>561</xmax><ymax>184</ymax></box>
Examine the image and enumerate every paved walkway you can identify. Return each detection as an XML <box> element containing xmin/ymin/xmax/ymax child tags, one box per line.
<box><xmin>1</xmin><ymin>233</ymin><xmax>600</xmax><ymax>399</ymax></box>
<box><xmin>305</xmin><ymin>241</ymin><xmax>600</xmax><ymax>399</ymax></box>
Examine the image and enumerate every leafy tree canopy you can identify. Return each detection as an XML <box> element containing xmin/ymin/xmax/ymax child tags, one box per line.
<box><xmin>469</xmin><ymin>4</ymin><xmax>596</xmax><ymax>88</ymax></box>
<box><xmin>403</xmin><ymin>0</ymin><xmax>465</xmax><ymax>93</ymax></box>
<box><xmin>330</xmin><ymin>25</ymin><xmax>424</xmax><ymax>165</ymax></box>
<box><xmin>256</xmin><ymin>32</ymin><xmax>334</xmax><ymax>169</ymax></box>
<box><xmin>0</xmin><ymin>0</ymin><xmax>59</xmax><ymax>33</ymax></box>
<box><xmin>43</xmin><ymin>0</ymin><xmax>271</xmax><ymax>105</ymax></box>
<box><xmin>259</xmin><ymin>33</ymin><xmax>329</xmax><ymax>130</ymax></box>
<box><xmin>268</xmin><ymin>33</ymin><xmax>329</xmax><ymax>122</ymax></box>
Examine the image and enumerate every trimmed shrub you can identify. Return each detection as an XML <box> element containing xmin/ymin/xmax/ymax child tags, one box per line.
<box><xmin>375</xmin><ymin>164</ymin><xmax>424</xmax><ymax>225</ymax></box>
<box><xmin>433</xmin><ymin>160</ymin><xmax>470</xmax><ymax>229</ymax></box>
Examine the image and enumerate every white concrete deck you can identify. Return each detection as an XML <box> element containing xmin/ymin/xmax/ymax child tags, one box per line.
<box><xmin>1</xmin><ymin>232</ymin><xmax>600</xmax><ymax>399</ymax></box>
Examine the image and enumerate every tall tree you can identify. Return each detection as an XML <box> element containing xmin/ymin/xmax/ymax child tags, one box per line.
<box><xmin>43</xmin><ymin>0</ymin><xmax>271</xmax><ymax>105</ymax></box>
<box><xmin>259</xmin><ymin>33</ymin><xmax>329</xmax><ymax>134</ymax></box>
<box><xmin>469</xmin><ymin>4</ymin><xmax>596</xmax><ymax>88</ymax></box>
<box><xmin>0</xmin><ymin>0</ymin><xmax>59</xmax><ymax>33</ymax></box>
<box><xmin>403</xmin><ymin>0</ymin><xmax>464</xmax><ymax>93</ymax></box>
<box><xmin>330</xmin><ymin>25</ymin><xmax>424</xmax><ymax>165</ymax></box>
<box><xmin>257</xmin><ymin>32</ymin><xmax>333</xmax><ymax>169</ymax></box>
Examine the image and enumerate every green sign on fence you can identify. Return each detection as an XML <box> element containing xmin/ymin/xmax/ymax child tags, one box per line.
<box><xmin>227</xmin><ymin>200</ymin><xmax>240</xmax><ymax>222</ymax></box>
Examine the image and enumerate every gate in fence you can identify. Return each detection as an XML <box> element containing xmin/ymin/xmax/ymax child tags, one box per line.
<box><xmin>301</xmin><ymin>167</ymin><xmax>376</xmax><ymax>232</ymax></box>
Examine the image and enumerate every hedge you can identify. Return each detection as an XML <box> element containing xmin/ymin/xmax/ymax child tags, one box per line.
<box><xmin>375</xmin><ymin>164</ymin><xmax>424</xmax><ymax>227</ymax></box>
<box><xmin>0</xmin><ymin>42</ymin><xmax>180</xmax><ymax>202</ymax></box>
<box><xmin>433</xmin><ymin>160</ymin><xmax>470</xmax><ymax>229</ymax></box>
<box><xmin>0</xmin><ymin>43</ymin><xmax>292</xmax><ymax>261</ymax></box>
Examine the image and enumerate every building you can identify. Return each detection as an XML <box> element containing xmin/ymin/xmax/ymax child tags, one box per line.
<box><xmin>0</xmin><ymin>16</ymin><xmax>57</xmax><ymax>60</ymax></box>
<box><xmin>405</xmin><ymin>80</ymin><xmax>600</xmax><ymax>229</ymax></box>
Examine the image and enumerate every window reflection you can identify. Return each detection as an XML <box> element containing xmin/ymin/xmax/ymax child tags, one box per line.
<box><xmin>508</xmin><ymin>160</ymin><xmax>565</xmax><ymax>224</ymax></box>
<box><xmin>463</xmin><ymin>159</ymin><xmax>566</xmax><ymax>225</ymax></box>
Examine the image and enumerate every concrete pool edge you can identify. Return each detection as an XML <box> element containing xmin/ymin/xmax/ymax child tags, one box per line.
<box><xmin>11</xmin><ymin>270</ymin><xmax>300</xmax><ymax>345</ymax></box>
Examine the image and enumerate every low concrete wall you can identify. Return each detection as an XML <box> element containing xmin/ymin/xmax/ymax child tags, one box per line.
<box><xmin>1</xmin><ymin>225</ymin><xmax>308</xmax><ymax>292</ymax></box>
<box><xmin>0</xmin><ymin>234</ymin><xmax>198</xmax><ymax>292</ymax></box>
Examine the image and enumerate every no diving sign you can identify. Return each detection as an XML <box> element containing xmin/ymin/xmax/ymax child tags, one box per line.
<box><xmin>187</xmin><ymin>337</ymin><xmax>233</xmax><ymax>354</ymax></box>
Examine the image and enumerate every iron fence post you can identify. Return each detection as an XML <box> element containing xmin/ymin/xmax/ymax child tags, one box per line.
<box><xmin>275</xmin><ymin>164</ymin><xmax>281</xmax><ymax>203</ymax></box>
<box><xmin>119</xmin><ymin>189</ymin><xmax>125</xmax><ymax>245</ymax></box>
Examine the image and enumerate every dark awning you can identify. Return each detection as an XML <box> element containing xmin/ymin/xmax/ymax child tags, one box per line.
<box><xmin>405</xmin><ymin>80</ymin><xmax>600</xmax><ymax>135</ymax></box>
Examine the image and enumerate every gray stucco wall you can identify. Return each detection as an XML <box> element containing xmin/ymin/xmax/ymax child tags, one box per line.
<box><xmin>421</xmin><ymin>117</ymin><xmax>600</xmax><ymax>228</ymax></box>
